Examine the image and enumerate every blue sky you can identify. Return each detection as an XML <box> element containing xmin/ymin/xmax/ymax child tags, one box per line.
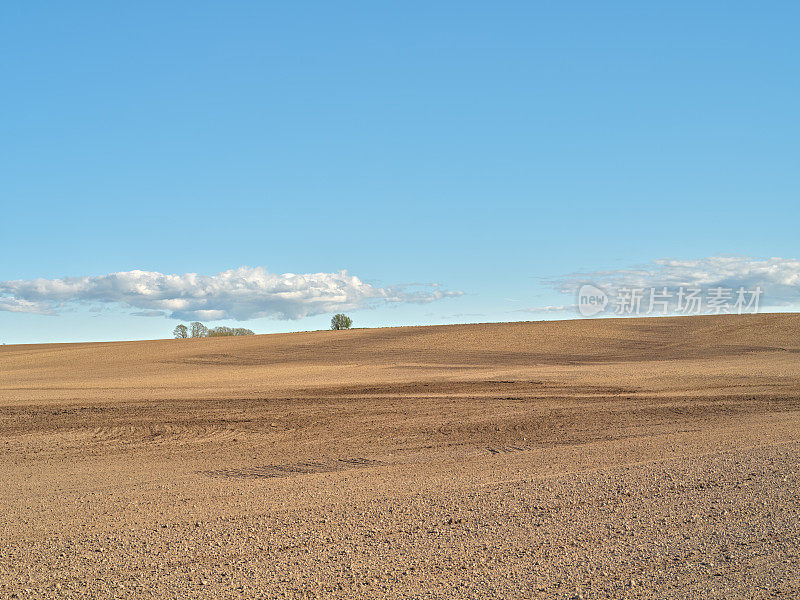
<box><xmin>1</xmin><ymin>2</ymin><xmax>798</xmax><ymax>343</ymax></box>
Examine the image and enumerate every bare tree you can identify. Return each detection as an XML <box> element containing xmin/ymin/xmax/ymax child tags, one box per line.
<box><xmin>190</xmin><ymin>322</ymin><xmax>209</xmax><ymax>338</ymax></box>
<box><xmin>173</xmin><ymin>324</ymin><xmax>188</xmax><ymax>339</ymax></box>
<box><xmin>207</xmin><ymin>326</ymin><xmax>233</xmax><ymax>337</ymax></box>
<box><xmin>208</xmin><ymin>326</ymin><xmax>255</xmax><ymax>337</ymax></box>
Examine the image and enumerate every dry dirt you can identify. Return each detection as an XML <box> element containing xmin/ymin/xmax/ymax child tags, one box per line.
<box><xmin>2</xmin><ymin>314</ymin><xmax>800</xmax><ymax>599</ymax></box>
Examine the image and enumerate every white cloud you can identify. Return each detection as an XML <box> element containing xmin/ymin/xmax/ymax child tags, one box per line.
<box><xmin>548</xmin><ymin>255</ymin><xmax>800</xmax><ymax>310</ymax></box>
<box><xmin>0</xmin><ymin>297</ymin><xmax>54</xmax><ymax>314</ymax></box>
<box><xmin>0</xmin><ymin>267</ymin><xmax>463</xmax><ymax>321</ymax></box>
<box><xmin>520</xmin><ymin>305</ymin><xmax>572</xmax><ymax>313</ymax></box>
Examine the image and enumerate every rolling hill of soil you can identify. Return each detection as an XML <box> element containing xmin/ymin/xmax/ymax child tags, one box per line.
<box><xmin>2</xmin><ymin>314</ymin><xmax>800</xmax><ymax>598</ymax></box>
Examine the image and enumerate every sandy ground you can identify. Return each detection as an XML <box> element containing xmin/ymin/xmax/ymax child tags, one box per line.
<box><xmin>2</xmin><ymin>314</ymin><xmax>800</xmax><ymax>598</ymax></box>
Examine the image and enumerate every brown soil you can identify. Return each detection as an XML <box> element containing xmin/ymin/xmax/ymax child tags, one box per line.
<box><xmin>2</xmin><ymin>313</ymin><xmax>800</xmax><ymax>598</ymax></box>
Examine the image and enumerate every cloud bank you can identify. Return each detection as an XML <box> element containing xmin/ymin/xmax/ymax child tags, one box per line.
<box><xmin>0</xmin><ymin>267</ymin><xmax>463</xmax><ymax>321</ymax></box>
<box><xmin>545</xmin><ymin>255</ymin><xmax>800</xmax><ymax>311</ymax></box>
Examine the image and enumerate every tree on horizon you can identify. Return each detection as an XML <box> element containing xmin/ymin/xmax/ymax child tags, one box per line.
<box><xmin>190</xmin><ymin>322</ymin><xmax>209</xmax><ymax>338</ymax></box>
<box><xmin>207</xmin><ymin>326</ymin><xmax>254</xmax><ymax>337</ymax></box>
<box><xmin>330</xmin><ymin>314</ymin><xmax>353</xmax><ymax>330</ymax></box>
<box><xmin>173</xmin><ymin>322</ymin><xmax>254</xmax><ymax>338</ymax></box>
